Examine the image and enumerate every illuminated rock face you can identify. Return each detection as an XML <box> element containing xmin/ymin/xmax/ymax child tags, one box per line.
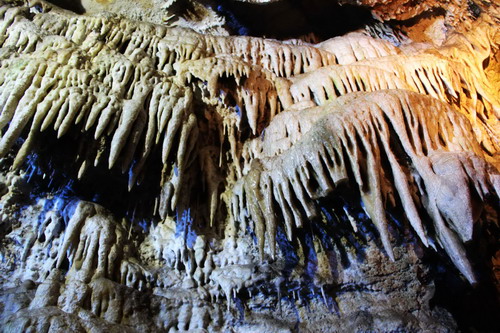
<box><xmin>0</xmin><ymin>0</ymin><xmax>499</xmax><ymax>331</ymax></box>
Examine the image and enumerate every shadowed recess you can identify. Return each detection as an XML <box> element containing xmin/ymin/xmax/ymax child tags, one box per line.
<box><xmin>213</xmin><ymin>0</ymin><xmax>374</xmax><ymax>39</ymax></box>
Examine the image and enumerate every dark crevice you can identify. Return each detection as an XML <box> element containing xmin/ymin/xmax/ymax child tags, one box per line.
<box><xmin>467</xmin><ymin>0</ymin><xmax>482</xmax><ymax>19</ymax></box>
<box><xmin>210</xmin><ymin>0</ymin><xmax>373</xmax><ymax>41</ymax></box>
<box><xmin>390</xmin><ymin>7</ymin><xmax>447</xmax><ymax>27</ymax></box>
<box><xmin>46</xmin><ymin>0</ymin><xmax>85</xmax><ymax>14</ymax></box>
<box><xmin>23</xmin><ymin>126</ymin><xmax>164</xmax><ymax>225</ymax></box>
<box><xmin>428</xmin><ymin>218</ymin><xmax>500</xmax><ymax>332</ymax></box>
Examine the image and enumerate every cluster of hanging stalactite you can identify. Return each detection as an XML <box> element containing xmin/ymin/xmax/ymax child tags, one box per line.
<box><xmin>0</xmin><ymin>2</ymin><xmax>499</xmax><ymax>330</ymax></box>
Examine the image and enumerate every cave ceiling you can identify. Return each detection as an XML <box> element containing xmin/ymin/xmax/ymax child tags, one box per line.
<box><xmin>0</xmin><ymin>0</ymin><xmax>499</xmax><ymax>332</ymax></box>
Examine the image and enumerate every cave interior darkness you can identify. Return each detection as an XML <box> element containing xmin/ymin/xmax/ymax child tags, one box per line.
<box><xmin>48</xmin><ymin>0</ymin><xmax>378</xmax><ymax>40</ymax></box>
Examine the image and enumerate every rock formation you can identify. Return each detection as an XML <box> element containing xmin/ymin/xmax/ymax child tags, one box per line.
<box><xmin>0</xmin><ymin>0</ymin><xmax>499</xmax><ymax>331</ymax></box>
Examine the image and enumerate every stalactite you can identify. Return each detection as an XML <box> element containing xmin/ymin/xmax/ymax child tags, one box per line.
<box><xmin>0</xmin><ymin>0</ymin><xmax>499</xmax><ymax>331</ymax></box>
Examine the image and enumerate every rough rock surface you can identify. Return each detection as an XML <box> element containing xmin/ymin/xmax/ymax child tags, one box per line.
<box><xmin>0</xmin><ymin>0</ymin><xmax>499</xmax><ymax>332</ymax></box>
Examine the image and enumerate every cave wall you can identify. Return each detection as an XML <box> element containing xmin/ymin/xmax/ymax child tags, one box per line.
<box><xmin>0</xmin><ymin>0</ymin><xmax>499</xmax><ymax>332</ymax></box>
